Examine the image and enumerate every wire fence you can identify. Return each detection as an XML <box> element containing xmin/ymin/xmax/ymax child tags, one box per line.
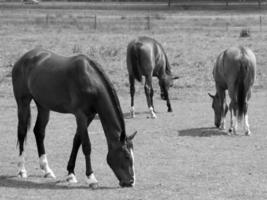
<box><xmin>1</xmin><ymin>12</ymin><xmax>267</xmax><ymax>33</ymax></box>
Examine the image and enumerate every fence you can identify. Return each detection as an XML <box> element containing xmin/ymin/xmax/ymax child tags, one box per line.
<box><xmin>2</xmin><ymin>12</ymin><xmax>267</xmax><ymax>33</ymax></box>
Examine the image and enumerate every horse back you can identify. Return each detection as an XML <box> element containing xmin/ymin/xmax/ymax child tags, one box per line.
<box><xmin>127</xmin><ymin>37</ymin><xmax>168</xmax><ymax>81</ymax></box>
<box><xmin>213</xmin><ymin>46</ymin><xmax>256</xmax><ymax>92</ymax></box>
<box><xmin>12</xmin><ymin>48</ymin><xmax>99</xmax><ymax>113</ymax></box>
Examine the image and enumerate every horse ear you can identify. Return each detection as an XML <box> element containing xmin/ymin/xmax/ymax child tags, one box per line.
<box><xmin>172</xmin><ymin>76</ymin><xmax>180</xmax><ymax>80</ymax></box>
<box><xmin>128</xmin><ymin>131</ymin><xmax>137</xmax><ymax>141</ymax></box>
<box><xmin>208</xmin><ymin>93</ymin><xmax>215</xmax><ymax>99</ymax></box>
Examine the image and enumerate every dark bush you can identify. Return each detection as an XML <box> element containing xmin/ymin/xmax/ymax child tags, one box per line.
<box><xmin>240</xmin><ymin>28</ymin><xmax>250</xmax><ymax>38</ymax></box>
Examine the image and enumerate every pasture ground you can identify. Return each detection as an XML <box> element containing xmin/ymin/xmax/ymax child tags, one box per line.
<box><xmin>0</xmin><ymin>3</ymin><xmax>267</xmax><ymax>200</ymax></box>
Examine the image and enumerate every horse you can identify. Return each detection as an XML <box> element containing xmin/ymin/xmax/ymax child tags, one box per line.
<box><xmin>208</xmin><ymin>46</ymin><xmax>256</xmax><ymax>135</ymax></box>
<box><xmin>12</xmin><ymin>47</ymin><xmax>137</xmax><ymax>188</ymax></box>
<box><xmin>126</xmin><ymin>36</ymin><xmax>179</xmax><ymax>119</ymax></box>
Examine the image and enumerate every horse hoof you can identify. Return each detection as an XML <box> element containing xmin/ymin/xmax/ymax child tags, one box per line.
<box><xmin>86</xmin><ymin>173</ymin><xmax>98</xmax><ymax>188</ymax></box>
<box><xmin>44</xmin><ymin>171</ymin><xmax>56</xmax><ymax>179</ymax></box>
<box><xmin>151</xmin><ymin>115</ymin><xmax>157</xmax><ymax>119</ymax></box>
<box><xmin>89</xmin><ymin>182</ymin><xmax>98</xmax><ymax>189</ymax></box>
<box><xmin>229</xmin><ymin>128</ymin><xmax>237</xmax><ymax>135</ymax></box>
<box><xmin>66</xmin><ymin>173</ymin><xmax>78</xmax><ymax>183</ymax></box>
<box><xmin>245</xmin><ymin>131</ymin><xmax>251</xmax><ymax>136</ymax></box>
<box><xmin>130</xmin><ymin>107</ymin><xmax>135</xmax><ymax>118</ymax></box>
<box><xmin>17</xmin><ymin>170</ymin><xmax>27</xmax><ymax>178</ymax></box>
<box><xmin>167</xmin><ymin>108</ymin><xmax>172</xmax><ymax>112</ymax></box>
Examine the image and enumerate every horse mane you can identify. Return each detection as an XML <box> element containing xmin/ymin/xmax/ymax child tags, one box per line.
<box><xmin>86</xmin><ymin>58</ymin><xmax>126</xmax><ymax>141</ymax></box>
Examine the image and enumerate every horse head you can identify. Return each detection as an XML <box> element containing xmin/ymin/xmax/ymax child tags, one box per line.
<box><xmin>107</xmin><ymin>131</ymin><xmax>137</xmax><ymax>187</ymax></box>
<box><xmin>208</xmin><ymin>93</ymin><xmax>228</xmax><ymax>128</ymax></box>
<box><xmin>159</xmin><ymin>75</ymin><xmax>179</xmax><ymax>100</ymax></box>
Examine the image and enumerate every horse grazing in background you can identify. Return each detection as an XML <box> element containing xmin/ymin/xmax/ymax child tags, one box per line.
<box><xmin>209</xmin><ymin>46</ymin><xmax>256</xmax><ymax>135</ymax></box>
<box><xmin>12</xmin><ymin>48</ymin><xmax>137</xmax><ymax>188</ymax></box>
<box><xmin>126</xmin><ymin>36</ymin><xmax>179</xmax><ymax>119</ymax></box>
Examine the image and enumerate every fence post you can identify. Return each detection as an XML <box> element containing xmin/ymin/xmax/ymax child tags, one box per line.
<box><xmin>258</xmin><ymin>0</ymin><xmax>262</xmax><ymax>8</ymax></box>
<box><xmin>226</xmin><ymin>0</ymin><xmax>228</xmax><ymax>7</ymax></box>
<box><xmin>146</xmin><ymin>15</ymin><xmax>150</xmax><ymax>30</ymax></box>
<box><xmin>260</xmin><ymin>15</ymin><xmax>262</xmax><ymax>32</ymax></box>
<box><xmin>168</xmin><ymin>0</ymin><xmax>171</xmax><ymax>8</ymax></box>
<box><xmin>46</xmin><ymin>14</ymin><xmax>49</xmax><ymax>25</ymax></box>
<box><xmin>94</xmin><ymin>15</ymin><xmax>97</xmax><ymax>30</ymax></box>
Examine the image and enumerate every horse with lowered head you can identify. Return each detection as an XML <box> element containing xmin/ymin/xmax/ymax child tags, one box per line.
<box><xmin>209</xmin><ymin>46</ymin><xmax>256</xmax><ymax>135</ymax></box>
<box><xmin>12</xmin><ymin>47</ymin><xmax>137</xmax><ymax>188</ymax></box>
<box><xmin>126</xmin><ymin>36</ymin><xmax>179</xmax><ymax>119</ymax></box>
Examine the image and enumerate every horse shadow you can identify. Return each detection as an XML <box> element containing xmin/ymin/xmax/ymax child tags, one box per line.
<box><xmin>0</xmin><ymin>175</ymin><xmax>118</xmax><ymax>190</ymax></box>
<box><xmin>178</xmin><ymin>127</ymin><xmax>228</xmax><ymax>137</ymax></box>
<box><xmin>94</xmin><ymin>111</ymin><xmax>150</xmax><ymax>120</ymax></box>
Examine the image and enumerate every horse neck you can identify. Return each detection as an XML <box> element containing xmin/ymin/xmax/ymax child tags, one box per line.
<box><xmin>162</xmin><ymin>49</ymin><xmax>172</xmax><ymax>76</ymax></box>
<box><xmin>93</xmin><ymin>81</ymin><xmax>125</xmax><ymax>147</ymax></box>
<box><xmin>96</xmin><ymin>91</ymin><xmax>125</xmax><ymax>147</ymax></box>
<box><xmin>87</xmin><ymin>58</ymin><xmax>126</xmax><ymax>147</ymax></box>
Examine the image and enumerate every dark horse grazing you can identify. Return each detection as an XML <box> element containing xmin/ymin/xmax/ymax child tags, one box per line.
<box><xmin>12</xmin><ymin>48</ymin><xmax>137</xmax><ymax>187</ymax></box>
<box><xmin>209</xmin><ymin>46</ymin><xmax>256</xmax><ymax>135</ymax></box>
<box><xmin>126</xmin><ymin>36</ymin><xmax>179</xmax><ymax>118</ymax></box>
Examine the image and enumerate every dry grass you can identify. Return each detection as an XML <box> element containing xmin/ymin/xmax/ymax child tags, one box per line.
<box><xmin>0</xmin><ymin>5</ymin><xmax>267</xmax><ymax>200</ymax></box>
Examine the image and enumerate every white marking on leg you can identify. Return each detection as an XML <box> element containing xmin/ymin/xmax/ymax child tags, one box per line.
<box><xmin>39</xmin><ymin>154</ymin><xmax>56</xmax><ymax>178</ymax></box>
<box><xmin>219</xmin><ymin>117</ymin><xmax>225</xmax><ymax>130</ymax></box>
<box><xmin>233</xmin><ymin>115</ymin><xmax>238</xmax><ymax>135</ymax></box>
<box><xmin>130</xmin><ymin>106</ymin><xmax>135</xmax><ymax>118</ymax></box>
<box><xmin>130</xmin><ymin>149</ymin><xmax>135</xmax><ymax>186</ymax></box>
<box><xmin>149</xmin><ymin>107</ymin><xmax>157</xmax><ymax>119</ymax></box>
<box><xmin>228</xmin><ymin>109</ymin><xmax>234</xmax><ymax>135</ymax></box>
<box><xmin>66</xmin><ymin>173</ymin><xmax>78</xmax><ymax>183</ymax></box>
<box><xmin>86</xmin><ymin>173</ymin><xmax>98</xmax><ymax>188</ymax></box>
<box><xmin>18</xmin><ymin>153</ymin><xmax>27</xmax><ymax>178</ymax></box>
<box><xmin>244</xmin><ymin>114</ymin><xmax>251</xmax><ymax>136</ymax></box>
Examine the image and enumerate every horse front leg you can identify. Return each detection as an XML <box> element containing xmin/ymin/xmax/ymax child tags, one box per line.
<box><xmin>34</xmin><ymin>105</ymin><xmax>55</xmax><ymax>178</ymax></box>
<box><xmin>69</xmin><ymin>113</ymin><xmax>97</xmax><ymax>188</ymax></box>
<box><xmin>144</xmin><ymin>76</ymin><xmax>156</xmax><ymax>119</ymax></box>
<box><xmin>66</xmin><ymin>132</ymin><xmax>80</xmax><ymax>183</ymax></box>
<box><xmin>164</xmin><ymin>90</ymin><xmax>172</xmax><ymax>112</ymax></box>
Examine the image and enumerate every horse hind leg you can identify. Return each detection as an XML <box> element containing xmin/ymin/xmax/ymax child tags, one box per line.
<box><xmin>129</xmin><ymin>75</ymin><xmax>136</xmax><ymax>118</ymax></box>
<box><xmin>16</xmin><ymin>96</ymin><xmax>32</xmax><ymax>178</ymax></box>
<box><xmin>34</xmin><ymin>104</ymin><xmax>55</xmax><ymax>178</ymax></box>
<box><xmin>144</xmin><ymin>76</ymin><xmax>156</xmax><ymax>119</ymax></box>
<box><xmin>229</xmin><ymin>101</ymin><xmax>238</xmax><ymax>135</ymax></box>
<box><xmin>243</xmin><ymin>102</ymin><xmax>251</xmax><ymax>136</ymax></box>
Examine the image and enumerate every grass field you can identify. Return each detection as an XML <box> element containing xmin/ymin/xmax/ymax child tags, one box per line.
<box><xmin>0</xmin><ymin>3</ymin><xmax>267</xmax><ymax>200</ymax></box>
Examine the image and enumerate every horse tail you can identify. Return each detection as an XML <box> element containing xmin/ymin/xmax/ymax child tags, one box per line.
<box><xmin>130</xmin><ymin>42</ymin><xmax>142</xmax><ymax>82</ymax></box>
<box><xmin>236</xmin><ymin>56</ymin><xmax>248</xmax><ymax>122</ymax></box>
